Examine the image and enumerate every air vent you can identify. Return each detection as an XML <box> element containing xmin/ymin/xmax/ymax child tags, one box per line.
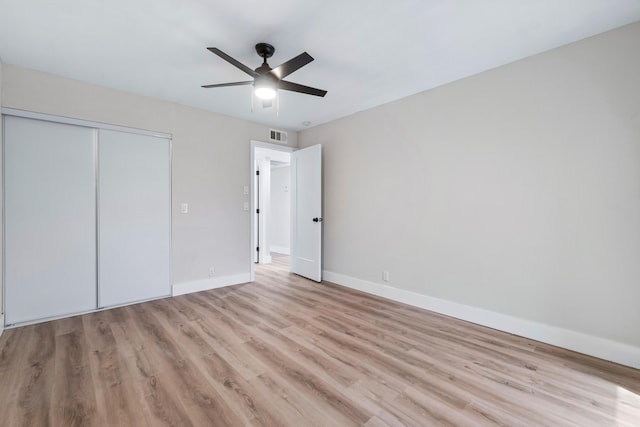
<box><xmin>269</xmin><ymin>129</ymin><xmax>288</xmax><ymax>144</ymax></box>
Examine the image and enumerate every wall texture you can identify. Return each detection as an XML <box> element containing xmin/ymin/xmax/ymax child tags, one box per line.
<box><xmin>1</xmin><ymin>64</ymin><xmax>297</xmax><ymax>290</ymax></box>
<box><xmin>299</xmin><ymin>23</ymin><xmax>640</xmax><ymax>359</ymax></box>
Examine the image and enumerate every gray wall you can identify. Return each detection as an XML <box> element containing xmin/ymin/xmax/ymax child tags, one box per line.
<box><xmin>299</xmin><ymin>23</ymin><xmax>640</xmax><ymax>348</ymax></box>
<box><xmin>0</xmin><ymin>63</ymin><xmax>298</xmax><ymax>288</ymax></box>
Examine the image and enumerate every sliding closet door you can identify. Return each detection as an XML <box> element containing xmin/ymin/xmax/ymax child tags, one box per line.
<box><xmin>98</xmin><ymin>130</ymin><xmax>171</xmax><ymax>307</ymax></box>
<box><xmin>4</xmin><ymin>116</ymin><xmax>97</xmax><ymax>325</ymax></box>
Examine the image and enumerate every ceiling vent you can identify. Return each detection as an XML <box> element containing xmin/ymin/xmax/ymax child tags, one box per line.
<box><xmin>269</xmin><ymin>129</ymin><xmax>288</xmax><ymax>144</ymax></box>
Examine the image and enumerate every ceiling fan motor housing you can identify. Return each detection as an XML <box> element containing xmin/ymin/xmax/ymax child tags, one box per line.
<box><xmin>254</xmin><ymin>44</ymin><xmax>278</xmax><ymax>93</ymax></box>
<box><xmin>255</xmin><ymin>43</ymin><xmax>275</xmax><ymax>59</ymax></box>
<box><xmin>254</xmin><ymin>73</ymin><xmax>278</xmax><ymax>86</ymax></box>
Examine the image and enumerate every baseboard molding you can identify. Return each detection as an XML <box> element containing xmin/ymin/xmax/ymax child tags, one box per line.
<box><xmin>323</xmin><ymin>270</ymin><xmax>640</xmax><ymax>369</ymax></box>
<box><xmin>0</xmin><ymin>314</ymin><xmax>4</xmax><ymax>337</ymax></box>
<box><xmin>270</xmin><ymin>245</ymin><xmax>290</xmax><ymax>255</ymax></box>
<box><xmin>260</xmin><ymin>255</ymin><xmax>272</xmax><ymax>264</ymax></box>
<box><xmin>172</xmin><ymin>273</ymin><xmax>251</xmax><ymax>297</ymax></box>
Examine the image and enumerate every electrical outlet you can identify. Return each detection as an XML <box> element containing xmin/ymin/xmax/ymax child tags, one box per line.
<box><xmin>382</xmin><ymin>271</ymin><xmax>390</xmax><ymax>282</ymax></box>
<box><xmin>208</xmin><ymin>267</ymin><xmax>215</xmax><ymax>277</ymax></box>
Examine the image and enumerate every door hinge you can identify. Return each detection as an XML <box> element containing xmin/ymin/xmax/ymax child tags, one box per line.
<box><xmin>256</xmin><ymin>208</ymin><xmax>260</xmax><ymax>214</ymax></box>
<box><xmin>256</xmin><ymin>170</ymin><xmax>260</xmax><ymax>176</ymax></box>
<box><xmin>256</xmin><ymin>246</ymin><xmax>260</xmax><ymax>252</ymax></box>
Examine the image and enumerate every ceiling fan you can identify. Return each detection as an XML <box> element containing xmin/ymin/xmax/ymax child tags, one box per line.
<box><xmin>202</xmin><ymin>43</ymin><xmax>327</xmax><ymax>108</ymax></box>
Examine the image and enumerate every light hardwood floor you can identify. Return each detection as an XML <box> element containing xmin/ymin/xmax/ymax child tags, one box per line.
<box><xmin>0</xmin><ymin>256</ymin><xmax>639</xmax><ymax>426</ymax></box>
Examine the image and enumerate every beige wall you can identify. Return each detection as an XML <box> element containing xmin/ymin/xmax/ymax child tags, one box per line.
<box><xmin>1</xmin><ymin>64</ymin><xmax>297</xmax><ymax>288</ymax></box>
<box><xmin>300</xmin><ymin>23</ymin><xmax>640</xmax><ymax>349</ymax></box>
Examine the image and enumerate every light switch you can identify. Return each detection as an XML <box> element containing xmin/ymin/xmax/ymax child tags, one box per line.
<box><xmin>243</xmin><ymin>202</ymin><xmax>249</xmax><ymax>211</ymax></box>
<box><xmin>243</xmin><ymin>185</ymin><xmax>249</xmax><ymax>195</ymax></box>
<box><xmin>180</xmin><ymin>203</ymin><xmax>189</xmax><ymax>214</ymax></box>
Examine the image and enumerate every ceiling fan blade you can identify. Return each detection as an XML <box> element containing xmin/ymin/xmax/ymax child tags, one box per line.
<box><xmin>201</xmin><ymin>81</ymin><xmax>253</xmax><ymax>89</ymax></box>
<box><xmin>279</xmin><ymin>80</ymin><xmax>327</xmax><ymax>97</ymax></box>
<box><xmin>270</xmin><ymin>52</ymin><xmax>314</xmax><ymax>79</ymax></box>
<box><xmin>262</xmin><ymin>99</ymin><xmax>273</xmax><ymax>108</ymax></box>
<box><xmin>207</xmin><ymin>47</ymin><xmax>257</xmax><ymax>77</ymax></box>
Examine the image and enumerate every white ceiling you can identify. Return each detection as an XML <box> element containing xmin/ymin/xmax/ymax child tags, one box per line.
<box><xmin>1</xmin><ymin>1</ymin><xmax>639</xmax><ymax>131</ymax></box>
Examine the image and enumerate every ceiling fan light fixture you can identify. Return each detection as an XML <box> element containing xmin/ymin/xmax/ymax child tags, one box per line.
<box><xmin>254</xmin><ymin>85</ymin><xmax>277</xmax><ymax>100</ymax></box>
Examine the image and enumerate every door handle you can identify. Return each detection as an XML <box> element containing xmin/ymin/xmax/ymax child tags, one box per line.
<box><xmin>313</xmin><ymin>217</ymin><xmax>323</xmax><ymax>222</ymax></box>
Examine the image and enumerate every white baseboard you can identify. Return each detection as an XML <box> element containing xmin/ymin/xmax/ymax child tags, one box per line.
<box><xmin>172</xmin><ymin>273</ymin><xmax>251</xmax><ymax>297</ymax></box>
<box><xmin>270</xmin><ymin>245</ymin><xmax>290</xmax><ymax>255</ymax></box>
<box><xmin>323</xmin><ymin>270</ymin><xmax>640</xmax><ymax>370</ymax></box>
<box><xmin>0</xmin><ymin>314</ymin><xmax>4</xmax><ymax>337</ymax></box>
<box><xmin>260</xmin><ymin>255</ymin><xmax>272</xmax><ymax>264</ymax></box>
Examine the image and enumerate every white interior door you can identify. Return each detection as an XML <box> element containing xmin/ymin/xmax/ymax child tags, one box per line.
<box><xmin>291</xmin><ymin>144</ymin><xmax>322</xmax><ymax>282</ymax></box>
<box><xmin>4</xmin><ymin>116</ymin><xmax>97</xmax><ymax>324</ymax></box>
<box><xmin>98</xmin><ymin>130</ymin><xmax>171</xmax><ymax>307</ymax></box>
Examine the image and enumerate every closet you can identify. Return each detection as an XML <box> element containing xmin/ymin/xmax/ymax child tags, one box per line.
<box><xmin>3</xmin><ymin>112</ymin><xmax>171</xmax><ymax>326</ymax></box>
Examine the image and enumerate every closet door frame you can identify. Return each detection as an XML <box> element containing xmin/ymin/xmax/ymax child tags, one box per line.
<box><xmin>2</xmin><ymin>108</ymin><xmax>172</xmax><ymax>327</ymax></box>
<box><xmin>2</xmin><ymin>109</ymin><xmax>171</xmax><ymax>139</ymax></box>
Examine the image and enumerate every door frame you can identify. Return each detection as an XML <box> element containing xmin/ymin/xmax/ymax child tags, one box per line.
<box><xmin>249</xmin><ymin>140</ymin><xmax>294</xmax><ymax>282</ymax></box>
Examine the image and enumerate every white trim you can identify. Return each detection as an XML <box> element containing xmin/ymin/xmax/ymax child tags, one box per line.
<box><xmin>1</xmin><ymin>108</ymin><xmax>172</xmax><ymax>139</ymax></box>
<box><xmin>0</xmin><ymin>315</ymin><xmax>4</xmax><ymax>336</ymax></box>
<box><xmin>270</xmin><ymin>245</ymin><xmax>290</xmax><ymax>255</ymax></box>
<box><xmin>260</xmin><ymin>255</ymin><xmax>272</xmax><ymax>264</ymax></box>
<box><xmin>172</xmin><ymin>273</ymin><xmax>251</xmax><ymax>297</ymax></box>
<box><xmin>323</xmin><ymin>270</ymin><xmax>640</xmax><ymax>370</ymax></box>
<box><xmin>271</xmin><ymin>163</ymin><xmax>290</xmax><ymax>170</ymax></box>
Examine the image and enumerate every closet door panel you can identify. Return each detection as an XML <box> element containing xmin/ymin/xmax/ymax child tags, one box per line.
<box><xmin>4</xmin><ymin>116</ymin><xmax>97</xmax><ymax>324</ymax></box>
<box><xmin>98</xmin><ymin>130</ymin><xmax>171</xmax><ymax>307</ymax></box>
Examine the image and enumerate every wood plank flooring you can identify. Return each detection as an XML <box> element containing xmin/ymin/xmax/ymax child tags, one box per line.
<box><xmin>1</xmin><ymin>256</ymin><xmax>639</xmax><ymax>426</ymax></box>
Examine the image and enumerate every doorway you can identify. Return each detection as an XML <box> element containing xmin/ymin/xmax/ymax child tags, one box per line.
<box><xmin>250</xmin><ymin>141</ymin><xmax>294</xmax><ymax>281</ymax></box>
